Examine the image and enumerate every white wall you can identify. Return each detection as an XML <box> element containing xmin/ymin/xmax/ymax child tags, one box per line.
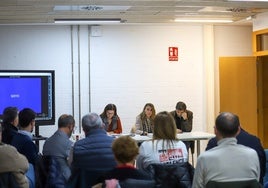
<box><xmin>0</xmin><ymin>24</ymin><xmax>253</xmax><ymax>152</ymax></box>
<box><xmin>89</xmin><ymin>25</ymin><xmax>204</xmax><ymax>133</ymax></box>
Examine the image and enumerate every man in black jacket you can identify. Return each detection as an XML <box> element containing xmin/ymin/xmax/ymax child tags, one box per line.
<box><xmin>206</xmin><ymin>127</ymin><xmax>266</xmax><ymax>184</ymax></box>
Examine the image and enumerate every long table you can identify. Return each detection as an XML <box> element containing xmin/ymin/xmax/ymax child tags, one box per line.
<box><xmin>132</xmin><ymin>131</ymin><xmax>215</xmax><ymax>156</ymax></box>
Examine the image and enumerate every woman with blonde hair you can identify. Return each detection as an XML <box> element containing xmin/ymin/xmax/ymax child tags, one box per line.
<box><xmin>136</xmin><ymin>111</ymin><xmax>188</xmax><ymax>171</ymax></box>
<box><xmin>132</xmin><ymin>103</ymin><xmax>156</xmax><ymax>135</ymax></box>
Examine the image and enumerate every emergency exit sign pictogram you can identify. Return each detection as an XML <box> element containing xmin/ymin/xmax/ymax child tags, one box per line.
<box><xmin>169</xmin><ymin>47</ymin><xmax>178</xmax><ymax>61</ymax></box>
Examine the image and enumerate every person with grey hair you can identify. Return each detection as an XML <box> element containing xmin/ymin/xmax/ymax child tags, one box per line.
<box><xmin>67</xmin><ymin>113</ymin><xmax>116</xmax><ymax>187</ymax></box>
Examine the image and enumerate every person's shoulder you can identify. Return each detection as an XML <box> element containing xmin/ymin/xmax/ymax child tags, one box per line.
<box><xmin>0</xmin><ymin>143</ymin><xmax>20</xmax><ymax>155</ymax></box>
<box><xmin>237</xmin><ymin>144</ymin><xmax>259</xmax><ymax>156</ymax></box>
<box><xmin>186</xmin><ymin>110</ymin><xmax>193</xmax><ymax>115</ymax></box>
<box><xmin>11</xmin><ymin>132</ymin><xmax>25</xmax><ymax>141</ymax></box>
<box><xmin>140</xmin><ymin>140</ymin><xmax>153</xmax><ymax>148</ymax></box>
<box><xmin>237</xmin><ymin>129</ymin><xmax>261</xmax><ymax>143</ymax></box>
<box><xmin>170</xmin><ymin>111</ymin><xmax>176</xmax><ymax>115</ymax></box>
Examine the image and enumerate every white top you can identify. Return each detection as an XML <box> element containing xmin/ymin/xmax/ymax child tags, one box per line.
<box><xmin>136</xmin><ymin>139</ymin><xmax>188</xmax><ymax>171</ymax></box>
<box><xmin>192</xmin><ymin>137</ymin><xmax>260</xmax><ymax>188</ymax></box>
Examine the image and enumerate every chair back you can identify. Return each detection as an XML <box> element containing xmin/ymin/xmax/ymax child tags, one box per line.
<box><xmin>0</xmin><ymin>172</ymin><xmax>20</xmax><ymax>188</ymax></box>
<box><xmin>119</xmin><ymin>178</ymin><xmax>155</xmax><ymax>188</ymax></box>
<box><xmin>35</xmin><ymin>155</ymin><xmax>66</xmax><ymax>188</ymax></box>
<box><xmin>206</xmin><ymin>179</ymin><xmax>262</xmax><ymax>188</ymax></box>
<box><xmin>67</xmin><ymin>168</ymin><xmax>105</xmax><ymax>188</ymax></box>
<box><xmin>264</xmin><ymin>149</ymin><xmax>268</xmax><ymax>184</ymax></box>
<box><xmin>146</xmin><ymin>162</ymin><xmax>194</xmax><ymax>188</ymax></box>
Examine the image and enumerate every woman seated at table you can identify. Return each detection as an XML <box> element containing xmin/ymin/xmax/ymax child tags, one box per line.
<box><xmin>100</xmin><ymin>104</ymin><xmax>122</xmax><ymax>134</ymax></box>
<box><xmin>131</xmin><ymin>103</ymin><xmax>156</xmax><ymax>135</ymax></box>
<box><xmin>136</xmin><ymin>111</ymin><xmax>188</xmax><ymax>171</ymax></box>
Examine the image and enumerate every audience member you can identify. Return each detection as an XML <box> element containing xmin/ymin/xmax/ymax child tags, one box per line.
<box><xmin>192</xmin><ymin>112</ymin><xmax>260</xmax><ymax>188</ymax></box>
<box><xmin>1</xmin><ymin>106</ymin><xmax>19</xmax><ymax>144</ymax></box>
<box><xmin>43</xmin><ymin>114</ymin><xmax>75</xmax><ymax>182</ymax></box>
<box><xmin>100</xmin><ymin>104</ymin><xmax>122</xmax><ymax>134</ymax></box>
<box><xmin>0</xmin><ymin>123</ymin><xmax>29</xmax><ymax>188</ymax></box>
<box><xmin>132</xmin><ymin>103</ymin><xmax>156</xmax><ymax>135</ymax></box>
<box><xmin>68</xmin><ymin>113</ymin><xmax>117</xmax><ymax>187</ymax></box>
<box><xmin>137</xmin><ymin>111</ymin><xmax>188</xmax><ymax>171</ymax></box>
<box><xmin>11</xmin><ymin>108</ymin><xmax>38</xmax><ymax>165</ymax></box>
<box><xmin>101</xmin><ymin>136</ymin><xmax>152</xmax><ymax>182</ymax></box>
<box><xmin>206</xmin><ymin>126</ymin><xmax>266</xmax><ymax>184</ymax></box>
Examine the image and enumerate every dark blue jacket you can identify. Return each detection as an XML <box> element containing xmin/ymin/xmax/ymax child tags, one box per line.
<box><xmin>70</xmin><ymin>129</ymin><xmax>116</xmax><ymax>186</ymax></box>
<box><xmin>11</xmin><ymin>132</ymin><xmax>38</xmax><ymax>165</ymax></box>
<box><xmin>206</xmin><ymin>128</ymin><xmax>266</xmax><ymax>184</ymax></box>
<box><xmin>2</xmin><ymin>123</ymin><xmax>18</xmax><ymax>144</ymax></box>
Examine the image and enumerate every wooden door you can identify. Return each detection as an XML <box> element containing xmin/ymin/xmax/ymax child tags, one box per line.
<box><xmin>219</xmin><ymin>57</ymin><xmax>258</xmax><ymax>136</ymax></box>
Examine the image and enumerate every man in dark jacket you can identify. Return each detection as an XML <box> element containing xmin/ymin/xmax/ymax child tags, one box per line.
<box><xmin>170</xmin><ymin>101</ymin><xmax>193</xmax><ymax>151</ymax></box>
<box><xmin>68</xmin><ymin>113</ymin><xmax>116</xmax><ymax>187</ymax></box>
<box><xmin>206</xmin><ymin>127</ymin><xmax>266</xmax><ymax>184</ymax></box>
<box><xmin>11</xmin><ymin>108</ymin><xmax>38</xmax><ymax>165</ymax></box>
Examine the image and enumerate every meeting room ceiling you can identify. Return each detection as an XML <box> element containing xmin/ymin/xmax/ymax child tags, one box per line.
<box><xmin>1</xmin><ymin>0</ymin><xmax>268</xmax><ymax>25</ymax></box>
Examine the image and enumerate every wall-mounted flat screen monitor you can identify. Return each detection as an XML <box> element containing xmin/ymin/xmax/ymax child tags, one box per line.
<box><xmin>0</xmin><ymin>70</ymin><xmax>55</xmax><ymax>125</ymax></box>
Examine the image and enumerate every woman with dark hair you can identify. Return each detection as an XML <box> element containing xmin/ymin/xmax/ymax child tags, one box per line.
<box><xmin>132</xmin><ymin>103</ymin><xmax>156</xmax><ymax>135</ymax></box>
<box><xmin>1</xmin><ymin>106</ymin><xmax>19</xmax><ymax>144</ymax></box>
<box><xmin>100</xmin><ymin>104</ymin><xmax>122</xmax><ymax>134</ymax></box>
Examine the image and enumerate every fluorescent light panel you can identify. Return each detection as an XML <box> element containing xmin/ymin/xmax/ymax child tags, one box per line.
<box><xmin>175</xmin><ymin>19</ymin><xmax>233</xmax><ymax>23</ymax></box>
<box><xmin>54</xmin><ymin>18</ymin><xmax>121</xmax><ymax>24</ymax></box>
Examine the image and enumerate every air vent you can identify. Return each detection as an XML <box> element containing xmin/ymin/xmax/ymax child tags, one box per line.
<box><xmin>81</xmin><ymin>6</ymin><xmax>103</xmax><ymax>11</ymax></box>
<box><xmin>54</xmin><ymin>5</ymin><xmax>131</xmax><ymax>11</ymax></box>
<box><xmin>226</xmin><ymin>8</ymin><xmax>248</xmax><ymax>13</ymax></box>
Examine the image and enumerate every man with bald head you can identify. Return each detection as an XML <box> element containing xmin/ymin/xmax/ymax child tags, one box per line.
<box><xmin>68</xmin><ymin>113</ymin><xmax>116</xmax><ymax>187</ymax></box>
<box><xmin>192</xmin><ymin>112</ymin><xmax>260</xmax><ymax>188</ymax></box>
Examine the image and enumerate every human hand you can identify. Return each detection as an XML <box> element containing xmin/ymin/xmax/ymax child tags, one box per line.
<box><xmin>141</xmin><ymin>132</ymin><xmax>148</xmax><ymax>136</ymax></box>
<box><xmin>181</xmin><ymin>112</ymin><xmax>188</xmax><ymax>120</ymax></box>
<box><xmin>177</xmin><ymin>129</ymin><xmax>183</xmax><ymax>133</ymax></box>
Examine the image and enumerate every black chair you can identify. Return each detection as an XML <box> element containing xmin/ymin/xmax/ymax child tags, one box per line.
<box><xmin>119</xmin><ymin>178</ymin><xmax>155</xmax><ymax>188</ymax></box>
<box><xmin>146</xmin><ymin>162</ymin><xmax>194</xmax><ymax>188</ymax></box>
<box><xmin>67</xmin><ymin>169</ymin><xmax>105</xmax><ymax>188</ymax></box>
<box><xmin>35</xmin><ymin>155</ymin><xmax>66</xmax><ymax>188</ymax></box>
<box><xmin>206</xmin><ymin>179</ymin><xmax>262</xmax><ymax>188</ymax></box>
<box><xmin>0</xmin><ymin>172</ymin><xmax>20</xmax><ymax>188</ymax></box>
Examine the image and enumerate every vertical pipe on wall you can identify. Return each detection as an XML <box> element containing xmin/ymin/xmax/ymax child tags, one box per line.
<box><xmin>77</xmin><ymin>25</ymin><xmax>82</xmax><ymax>133</ymax></box>
<box><xmin>88</xmin><ymin>26</ymin><xmax>91</xmax><ymax>112</ymax></box>
<box><xmin>71</xmin><ymin>25</ymin><xmax>75</xmax><ymax>117</ymax></box>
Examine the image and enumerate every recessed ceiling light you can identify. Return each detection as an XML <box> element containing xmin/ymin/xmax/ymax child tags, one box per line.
<box><xmin>54</xmin><ymin>18</ymin><xmax>122</xmax><ymax>25</ymax></box>
<box><xmin>174</xmin><ymin>19</ymin><xmax>233</xmax><ymax>23</ymax></box>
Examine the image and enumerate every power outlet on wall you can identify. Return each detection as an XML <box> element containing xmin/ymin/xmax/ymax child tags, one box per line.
<box><xmin>91</xmin><ymin>26</ymin><xmax>102</xmax><ymax>37</ymax></box>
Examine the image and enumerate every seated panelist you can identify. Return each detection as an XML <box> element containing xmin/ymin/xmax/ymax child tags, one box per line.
<box><xmin>100</xmin><ymin>104</ymin><xmax>122</xmax><ymax>134</ymax></box>
<box><xmin>132</xmin><ymin>103</ymin><xmax>156</xmax><ymax>135</ymax></box>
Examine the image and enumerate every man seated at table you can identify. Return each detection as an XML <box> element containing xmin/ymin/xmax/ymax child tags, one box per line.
<box><xmin>170</xmin><ymin>101</ymin><xmax>193</xmax><ymax>150</ymax></box>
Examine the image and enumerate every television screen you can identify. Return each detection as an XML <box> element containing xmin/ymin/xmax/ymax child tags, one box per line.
<box><xmin>0</xmin><ymin>70</ymin><xmax>55</xmax><ymax>125</ymax></box>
